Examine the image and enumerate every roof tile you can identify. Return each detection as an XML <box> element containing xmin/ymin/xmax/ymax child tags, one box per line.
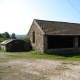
<box><xmin>35</xmin><ymin>19</ymin><xmax>80</xmax><ymax>35</ymax></box>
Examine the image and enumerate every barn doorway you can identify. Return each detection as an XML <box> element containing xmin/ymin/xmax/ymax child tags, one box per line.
<box><xmin>78</xmin><ymin>37</ymin><xmax>80</xmax><ymax>47</ymax></box>
<box><xmin>11</xmin><ymin>40</ymin><xmax>25</xmax><ymax>52</ymax></box>
<box><xmin>47</xmin><ymin>36</ymin><xmax>74</xmax><ymax>49</ymax></box>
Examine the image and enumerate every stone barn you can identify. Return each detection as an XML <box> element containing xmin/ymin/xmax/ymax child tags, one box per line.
<box><xmin>1</xmin><ymin>39</ymin><xmax>30</xmax><ymax>52</ymax></box>
<box><xmin>28</xmin><ymin>19</ymin><xmax>80</xmax><ymax>53</ymax></box>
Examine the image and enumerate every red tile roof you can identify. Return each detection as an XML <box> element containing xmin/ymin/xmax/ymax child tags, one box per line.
<box><xmin>35</xmin><ymin>19</ymin><xmax>80</xmax><ymax>36</ymax></box>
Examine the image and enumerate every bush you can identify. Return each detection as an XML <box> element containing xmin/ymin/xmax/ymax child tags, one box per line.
<box><xmin>21</xmin><ymin>35</ymin><xmax>30</xmax><ymax>43</ymax></box>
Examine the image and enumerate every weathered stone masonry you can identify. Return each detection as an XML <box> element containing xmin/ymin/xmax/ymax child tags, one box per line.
<box><xmin>28</xmin><ymin>20</ymin><xmax>44</xmax><ymax>52</ymax></box>
<box><xmin>28</xmin><ymin>19</ymin><xmax>80</xmax><ymax>53</ymax></box>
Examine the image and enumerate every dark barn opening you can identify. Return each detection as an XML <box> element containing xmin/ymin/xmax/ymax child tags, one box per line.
<box><xmin>47</xmin><ymin>36</ymin><xmax>74</xmax><ymax>49</ymax></box>
<box><xmin>32</xmin><ymin>32</ymin><xmax>35</xmax><ymax>43</ymax></box>
<box><xmin>78</xmin><ymin>37</ymin><xmax>80</xmax><ymax>47</ymax></box>
<box><xmin>11</xmin><ymin>40</ymin><xmax>25</xmax><ymax>52</ymax></box>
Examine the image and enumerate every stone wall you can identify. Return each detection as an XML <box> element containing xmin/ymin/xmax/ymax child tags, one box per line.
<box><xmin>28</xmin><ymin>20</ymin><xmax>80</xmax><ymax>53</ymax></box>
<box><xmin>28</xmin><ymin>21</ymin><xmax>44</xmax><ymax>52</ymax></box>
<box><xmin>44</xmin><ymin>48</ymin><xmax>80</xmax><ymax>53</ymax></box>
<box><xmin>43</xmin><ymin>35</ymin><xmax>48</xmax><ymax>53</ymax></box>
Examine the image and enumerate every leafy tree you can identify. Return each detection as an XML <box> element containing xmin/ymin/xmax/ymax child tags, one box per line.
<box><xmin>2</xmin><ymin>32</ymin><xmax>10</xmax><ymax>38</ymax></box>
<box><xmin>21</xmin><ymin>35</ymin><xmax>30</xmax><ymax>43</ymax></box>
<box><xmin>11</xmin><ymin>33</ymin><xmax>16</xmax><ymax>39</ymax></box>
<box><xmin>0</xmin><ymin>32</ymin><xmax>11</xmax><ymax>44</ymax></box>
<box><xmin>0</xmin><ymin>33</ymin><xmax>3</xmax><ymax>38</ymax></box>
<box><xmin>5</xmin><ymin>32</ymin><xmax>10</xmax><ymax>38</ymax></box>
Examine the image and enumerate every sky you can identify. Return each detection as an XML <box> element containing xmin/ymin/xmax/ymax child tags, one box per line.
<box><xmin>0</xmin><ymin>0</ymin><xmax>80</xmax><ymax>34</ymax></box>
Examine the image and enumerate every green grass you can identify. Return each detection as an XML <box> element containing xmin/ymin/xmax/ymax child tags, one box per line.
<box><xmin>7</xmin><ymin>51</ymin><xmax>80</xmax><ymax>61</ymax></box>
<box><xmin>8</xmin><ymin>51</ymin><xmax>65</xmax><ymax>60</ymax></box>
<box><xmin>0</xmin><ymin>38</ymin><xmax>11</xmax><ymax>43</ymax></box>
<box><xmin>0</xmin><ymin>50</ymin><xmax>6</xmax><ymax>52</ymax></box>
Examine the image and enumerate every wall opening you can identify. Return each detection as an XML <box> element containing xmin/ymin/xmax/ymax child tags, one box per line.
<box><xmin>47</xmin><ymin>36</ymin><xmax>74</xmax><ymax>49</ymax></box>
<box><xmin>32</xmin><ymin>32</ymin><xmax>35</xmax><ymax>43</ymax></box>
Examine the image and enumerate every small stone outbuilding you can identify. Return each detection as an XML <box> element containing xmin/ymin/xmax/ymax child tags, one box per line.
<box><xmin>1</xmin><ymin>39</ymin><xmax>30</xmax><ymax>52</ymax></box>
<box><xmin>28</xmin><ymin>19</ymin><xmax>80</xmax><ymax>53</ymax></box>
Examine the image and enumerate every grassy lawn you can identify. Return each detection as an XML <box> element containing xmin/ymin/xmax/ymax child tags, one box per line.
<box><xmin>7</xmin><ymin>51</ymin><xmax>80</xmax><ymax>61</ymax></box>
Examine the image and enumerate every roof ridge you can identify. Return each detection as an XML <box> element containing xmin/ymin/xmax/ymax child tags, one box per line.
<box><xmin>34</xmin><ymin>19</ymin><xmax>80</xmax><ymax>25</ymax></box>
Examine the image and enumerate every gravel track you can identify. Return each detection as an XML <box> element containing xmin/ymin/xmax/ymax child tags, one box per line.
<box><xmin>0</xmin><ymin>52</ymin><xmax>80</xmax><ymax>80</ymax></box>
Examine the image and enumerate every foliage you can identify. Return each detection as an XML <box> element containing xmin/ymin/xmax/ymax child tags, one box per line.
<box><xmin>0</xmin><ymin>38</ymin><xmax>10</xmax><ymax>43</ymax></box>
<box><xmin>0</xmin><ymin>32</ymin><xmax>16</xmax><ymax>43</ymax></box>
<box><xmin>11</xmin><ymin>33</ymin><xmax>16</xmax><ymax>39</ymax></box>
<box><xmin>0</xmin><ymin>33</ymin><xmax>3</xmax><ymax>37</ymax></box>
<box><xmin>21</xmin><ymin>35</ymin><xmax>30</xmax><ymax>43</ymax></box>
<box><xmin>0</xmin><ymin>32</ymin><xmax>11</xmax><ymax>43</ymax></box>
<box><xmin>1</xmin><ymin>32</ymin><xmax>10</xmax><ymax>38</ymax></box>
<box><xmin>4</xmin><ymin>32</ymin><xmax>10</xmax><ymax>38</ymax></box>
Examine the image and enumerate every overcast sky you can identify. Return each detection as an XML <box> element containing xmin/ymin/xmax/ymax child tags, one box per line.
<box><xmin>0</xmin><ymin>0</ymin><xmax>80</xmax><ymax>34</ymax></box>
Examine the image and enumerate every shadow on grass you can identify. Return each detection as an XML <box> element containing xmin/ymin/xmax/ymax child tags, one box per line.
<box><xmin>46</xmin><ymin>52</ymin><xmax>80</xmax><ymax>58</ymax></box>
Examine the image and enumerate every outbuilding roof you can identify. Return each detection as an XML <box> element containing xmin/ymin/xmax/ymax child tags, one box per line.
<box><xmin>1</xmin><ymin>39</ymin><xmax>28</xmax><ymax>45</ymax></box>
<box><xmin>34</xmin><ymin>19</ymin><xmax>80</xmax><ymax>36</ymax></box>
<box><xmin>1</xmin><ymin>39</ymin><xmax>15</xmax><ymax>45</ymax></box>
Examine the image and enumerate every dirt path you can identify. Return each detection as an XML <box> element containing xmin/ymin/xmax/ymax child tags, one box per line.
<box><xmin>0</xmin><ymin>59</ymin><xmax>80</xmax><ymax>80</ymax></box>
<box><xmin>0</xmin><ymin>52</ymin><xmax>80</xmax><ymax>80</ymax></box>
<box><xmin>0</xmin><ymin>52</ymin><xmax>15</xmax><ymax>58</ymax></box>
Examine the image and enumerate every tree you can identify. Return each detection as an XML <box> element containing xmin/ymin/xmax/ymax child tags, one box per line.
<box><xmin>4</xmin><ymin>32</ymin><xmax>10</xmax><ymax>38</ymax></box>
<box><xmin>2</xmin><ymin>32</ymin><xmax>10</xmax><ymax>38</ymax></box>
<box><xmin>0</xmin><ymin>32</ymin><xmax>11</xmax><ymax>43</ymax></box>
<box><xmin>0</xmin><ymin>33</ymin><xmax>3</xmax><ymax>38</ymax></box>
<box><xmin>21</xmin><ymin>35</ymin><xmax>30</xmax><ymax>42</ymax></box>
<box><xmin>11</xmin><ymin>33</ymin><xmax>16</xmax><ymax>39</ymax></box>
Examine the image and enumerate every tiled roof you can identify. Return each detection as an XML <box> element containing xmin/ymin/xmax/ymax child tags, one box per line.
<box><xmin>35</xmin><ymin>19</ymin><xmax>80</xmax><ymax>35</ymax></box>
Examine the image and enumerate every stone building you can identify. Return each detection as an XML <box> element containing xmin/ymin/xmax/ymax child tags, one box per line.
<box><xmin>1</xmin><ymin>39</ymin><xmax>30</xmax><ymax>52</ymax></box>
<box><xmin>28</xmin><ymin>19</ymin><xmax>80</xmax><ymax>53</ymax></box>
